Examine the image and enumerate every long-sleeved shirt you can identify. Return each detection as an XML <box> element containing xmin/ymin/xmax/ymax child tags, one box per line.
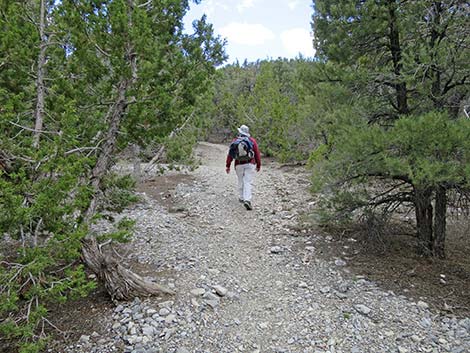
<box><xmin>226</xmin><ymin>136</ymin><xmax>261</xmax><ymax>170</ymax></box>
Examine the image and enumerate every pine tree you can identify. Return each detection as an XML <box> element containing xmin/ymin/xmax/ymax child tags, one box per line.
<box><xmin>0</xmin><ymin>0</ymin><xmax>226</xmax><ymax>350</ymax></box>
<box><xmin>311</xmin><ymin>0</ymin><xmax>470</xmax><ymax>257</ymax></box>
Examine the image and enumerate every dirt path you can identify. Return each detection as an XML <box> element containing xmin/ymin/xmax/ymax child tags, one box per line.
<box><xmin>62</xmin><ymin>142</ymin><xmax>469</xmax><ymax>353</ymax></box>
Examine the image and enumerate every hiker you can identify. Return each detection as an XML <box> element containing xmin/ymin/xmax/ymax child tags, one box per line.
<box><xmin>226</xmin><ymin>125</ymin><xmax>261</xmax><ymax>210</ymax></box>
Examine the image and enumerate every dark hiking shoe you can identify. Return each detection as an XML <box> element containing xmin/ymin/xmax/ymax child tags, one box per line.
<box><xmin>243</xmin><ymin>200</ymin><xmax>253</xmax><ymax>210</ymax></box>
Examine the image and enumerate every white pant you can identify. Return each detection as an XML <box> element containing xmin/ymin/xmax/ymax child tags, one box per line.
<box><xmin>235</xmin><ymin>163</ymin><xmax>256</xmax><ymax>202</ymax></box>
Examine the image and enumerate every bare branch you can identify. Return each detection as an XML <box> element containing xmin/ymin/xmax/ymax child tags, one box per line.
<box><xmin>138</xmin><ymin>0</ymin><xmax>152</xmax><ymax>8</ymax></box>
<box><xmin>64</xmin><ymin>147</ymin><xmax>98</xmax><ymax>156</ymax></box>
<box><xmin>9</xmin><ymin>120</ymin><xmax>61</xmax><ymax>136</ymax></box>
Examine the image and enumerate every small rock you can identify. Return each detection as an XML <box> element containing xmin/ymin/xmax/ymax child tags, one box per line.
<box><xmin>159</xmin><ymin>308</ymin><xmax>171</xmax><ymax>316</ymax></box>
<box><xmin>417</xmin><ymin>301</ymin><xmax>429</xmax><ymax>310</ymax></box>
<box><xmin>320</xmin><ymin>286</ymin><xmax>330</xmax><ymax>294</ymax></box>
<box><xmin>226</xmin><ymin>291</ymin><xmax>237</xmax><ymax>299</ymax></box>
<box><xmin>438</xmin><ymin>338</ymin><xmax>447</xmax><ymax>345</ymax></box>
<box><xmin>335</xmin><ymin>259</ymin><xmax>347</xmax><ymax>266</ymax></box>
<box><xmin>191</xmin><ymin>298</ymin><xmax>199</xmax><ymax>307</ymax></box>
<box><xmin>133</xmin><ymin>313</ymin><xmax>144</xmax><ymax>320</ymax></box>
<box><xmin>298</xmin><ymin>281</ymin><xmax>308</xmax><ymax>288</ymax></box>
<box><xmin>142</xmin><ymin>325</ymin><xmax>156</xmax><ymax>337</ymax></box>
<box><xmin>165</xmin><ymin>314</ymin><xmax>176</xmax><ymax>324</ymax></box>
<box><xmin>354</xmin><ymin>304</ymin><xmax>371</xmax><ymax>315</ymax></box>
<box><xmin>127</xmin><ymin>335</ymin><xmax>139</xmax><ymax>344</ymax></box>
<box><xmin>122</xmin><ymin>308</ymin><xmax>133</xmax><ymax>315</ymax></box>
<box><xmin>146</xmin><ymin>308</ymin><xmax>158</xmax><ymax>316</ymax></box>
<box><xmin>213</xmin><ymin>285</ymin><xmax>228</xmax><ymax>297</ymax></box>
<box><xmin>190</xmin><ymin>288</ymin><xmax>206</xmax><ymax>296</ymax></box>
<box><xmin>337</xmin><ymin>282</ymin><xmax>350</xmax><ymax>293</ymax></box>
<box><xmin>79</xmin><ymin>335</ymin><xmax>90</xmax><ymax>343</ymax></box>
<box><xmin>158</xmin><ymin>301</ymin><xmax>174</xmax><ymax>309</ymax></box>
<box><xmin>397</xmin><ymin>346</ymin><xmax>408</xmax><ymax>353</ymax></box>
<box><xmin>163</xmin><ymin>327</ymin><xmax>176</xmax><ymax>340</ymax></box>
<box><xmin>259</xmin><ymin>322</ymin><xmax>269</xmax><ymax>329</ymax></box>
<box><xmin>176</xmin><ymin>348</ymin><xmax>190</xmax><ymax>353</ymax></box>
<box><xmin>451</xmin><ymin>348</ymin><xmax>465</xmax><ymax>353</ymax></box>
<box><xmin>129</xmin><ymin>326</ymin><xmax>137</xmax><ymax>335</ymax></box>
<box><xmin>203</xmin><ymin>291</ymin><xmax>220</xmax><ymax>301</ymax></box>
<box><xmin>205</xmin><ymin>299</ymin><xmax>219</xmax><ymax>308</ymax></box>
<box><xmin>459</xmin><ymin>318</ymin><xmax>470</xmax><ymax>330</ymax></box>
<box><xmin>420</xmin><ymin>318</ymin><xmax>432</xmax><ymax>328</ymax></box>
<box><xmin>270</xmin><ymin>246</ymin><xmax>283</xmax><ymax>254</ymax></box>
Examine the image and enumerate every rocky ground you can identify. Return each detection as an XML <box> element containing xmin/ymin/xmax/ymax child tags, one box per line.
<box><xmin>55</xmin><ymin>142</ymin><xmax>469</xmax><ymax>353</ymax></box>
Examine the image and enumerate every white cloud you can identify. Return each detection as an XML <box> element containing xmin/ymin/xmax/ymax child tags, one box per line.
<box><xmin>287</xmin><ymin>0</ymin><xmax>300</xmax><ymax>10</ymax></box>
<box><xmin>200</xmin><ymin>0</ymin><xmax>228</xmax><ymax>17</ymax></box>
<box><xmin>237</xmin><ymin>0</ymin><xmax>255</xmax><ymax>12</ymax></box>
<box><xmin>220</xmin><ymin>22</ymin><xmax>275</xmax><ymax>46</ymax></box>
<box><xmin>280</xmin><ymin>28</ymin><xmax>315</xmax><ymax>57</ymax></box>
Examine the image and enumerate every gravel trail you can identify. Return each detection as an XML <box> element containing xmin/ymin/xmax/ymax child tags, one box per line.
<box><xmin>64</xmin><ymin>142</ymin><xmax>470</xmax><ymax>353</ymax></box>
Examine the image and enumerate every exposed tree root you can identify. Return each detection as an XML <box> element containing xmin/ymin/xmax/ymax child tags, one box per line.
<box><xmin>81</xmin><ymin>238</ymin><xmax>174</xmax><ymax>301</ymax></box>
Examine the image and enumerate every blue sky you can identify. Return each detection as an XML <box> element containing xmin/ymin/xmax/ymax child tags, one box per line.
<box><xmin>183</xmin><ymin>0</ymin><xmax>315</xmax><ymax>64</ymax></box>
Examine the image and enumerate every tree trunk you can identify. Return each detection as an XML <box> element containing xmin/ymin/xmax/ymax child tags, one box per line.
<box><xmin>81</xmin><ymin>3</ymin><xmax>173</xmax><ymax>299</ymax></box>
<box><xmin>82</xmin><ymin>238</ymin><xmax>174</xmax><ymax>300</ymax></box>
<box><xmin>132</xmin><ymin>143</ymin><xmax>141</xmax><ymax>183</ymax></box>
<box><xmin>81</xmin><ymin>78</ymin><xmax>174</xmax><ymax>299</ymax></box>
<box><xmin>33</xmin><ymin>0</ymin><xmax>47</xmax><ymax>149</ymax></box>
<box><xmin>84</xmin><ymin>78</ymin><xmax>129</xmax><ymax>222</ymax></box>
<box><xmin>433</xmin><ymin>185</ymin><xmax>447</xmax><ymax>258</ymax></box>
<box><xmin>387</xmin><ymin>0</ymin><xmax>409</xmax><ymax>115</ymax></box>
<box><xmin>415</xmin><ymin>187</ymin><xmax>433</xmax><ymax>255</ymax></box>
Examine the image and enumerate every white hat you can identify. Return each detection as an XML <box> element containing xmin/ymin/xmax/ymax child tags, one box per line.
<box><xmin>237</xmin><ymin>124</ymin><xmax>250</xmax><ymax>137</ymax></box>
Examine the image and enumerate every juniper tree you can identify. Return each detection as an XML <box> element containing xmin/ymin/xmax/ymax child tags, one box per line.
<box><xmin>311</xmin><ymin>0</ymin><xmax>470</xmax><ymax>256</ymax></box>
<box><xmin>0</xmin><ymin>0</ymin><xmax>225</xmax><ymax>350</ymax></box>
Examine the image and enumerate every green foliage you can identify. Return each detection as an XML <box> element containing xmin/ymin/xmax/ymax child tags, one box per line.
<box><xmin>311</xmin><ymin>111</ymin><xmax>470</xmax><ymax>223</ymax></box>
<box><xmin>19</xmin><ymin>340</ymin><xmax>47</xmax><ymax>353</ymax></box>
<box><xmin>0</xmin><ymin>235</ymin><xmax>95</xmax><ymax>351</ymax></box>
<box><xmin>164</xmin><ymin>127</ymin><xmax>199</xmax><ymax>165</ymax></box>
<box><xmin>97</xmin><ymin>217</ymin><xmax>136</xmax><ymax>243</ymax></box>
<box><xmin>310</xmin><ymin>0</ymin><xmax>470</xmax><ymax>256</ymax></box>
<box><xmin>102</xmin><ymin>174</ymin><xmax>139</xmax><ymax>212</ymax></box>
<box><xmin>1</xmin><ymin>0</ymin><xmax>225</xmax><ymax>349</ymax></box>
<box><xmin>312</xmin><ymin>0</ymin><xmax>470</xmax><ymax>118</ymax></box>
<box><xmin>209</xmin><ymin>58</ymin><xmax>343</xmax><ymax>162</ymax></box>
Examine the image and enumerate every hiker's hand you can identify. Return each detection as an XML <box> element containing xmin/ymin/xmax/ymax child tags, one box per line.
<box><xmin>226</xmin><ymin>167</ymin><xmax>230</xmax><ymax>174</ymax></box>
<box><xmin>256</xmin><ymin>166</ymin><xmax>260</xmax><ymax>172</ymax></box>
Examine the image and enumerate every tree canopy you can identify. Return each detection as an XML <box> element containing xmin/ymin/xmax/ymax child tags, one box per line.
<box><xmin>0</xmin><ymin>1</ymin><xmax>225</xmax><ymax>351</ymax></box>
<box><xmin>310</xmin><ymin>0</ymin><xmax>470</xmax><ymax>257</ymax></box>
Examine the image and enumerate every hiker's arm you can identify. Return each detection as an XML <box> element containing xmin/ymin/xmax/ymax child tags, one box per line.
<box><xmin>226</xmin><ymin>154</ymin><xmax>233</xmax><ymax>173</ymax></box>
<box><xmin>254</xmin><ymin>142</ymin><xmax>261</xmax><ymax>171</ymax></box>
